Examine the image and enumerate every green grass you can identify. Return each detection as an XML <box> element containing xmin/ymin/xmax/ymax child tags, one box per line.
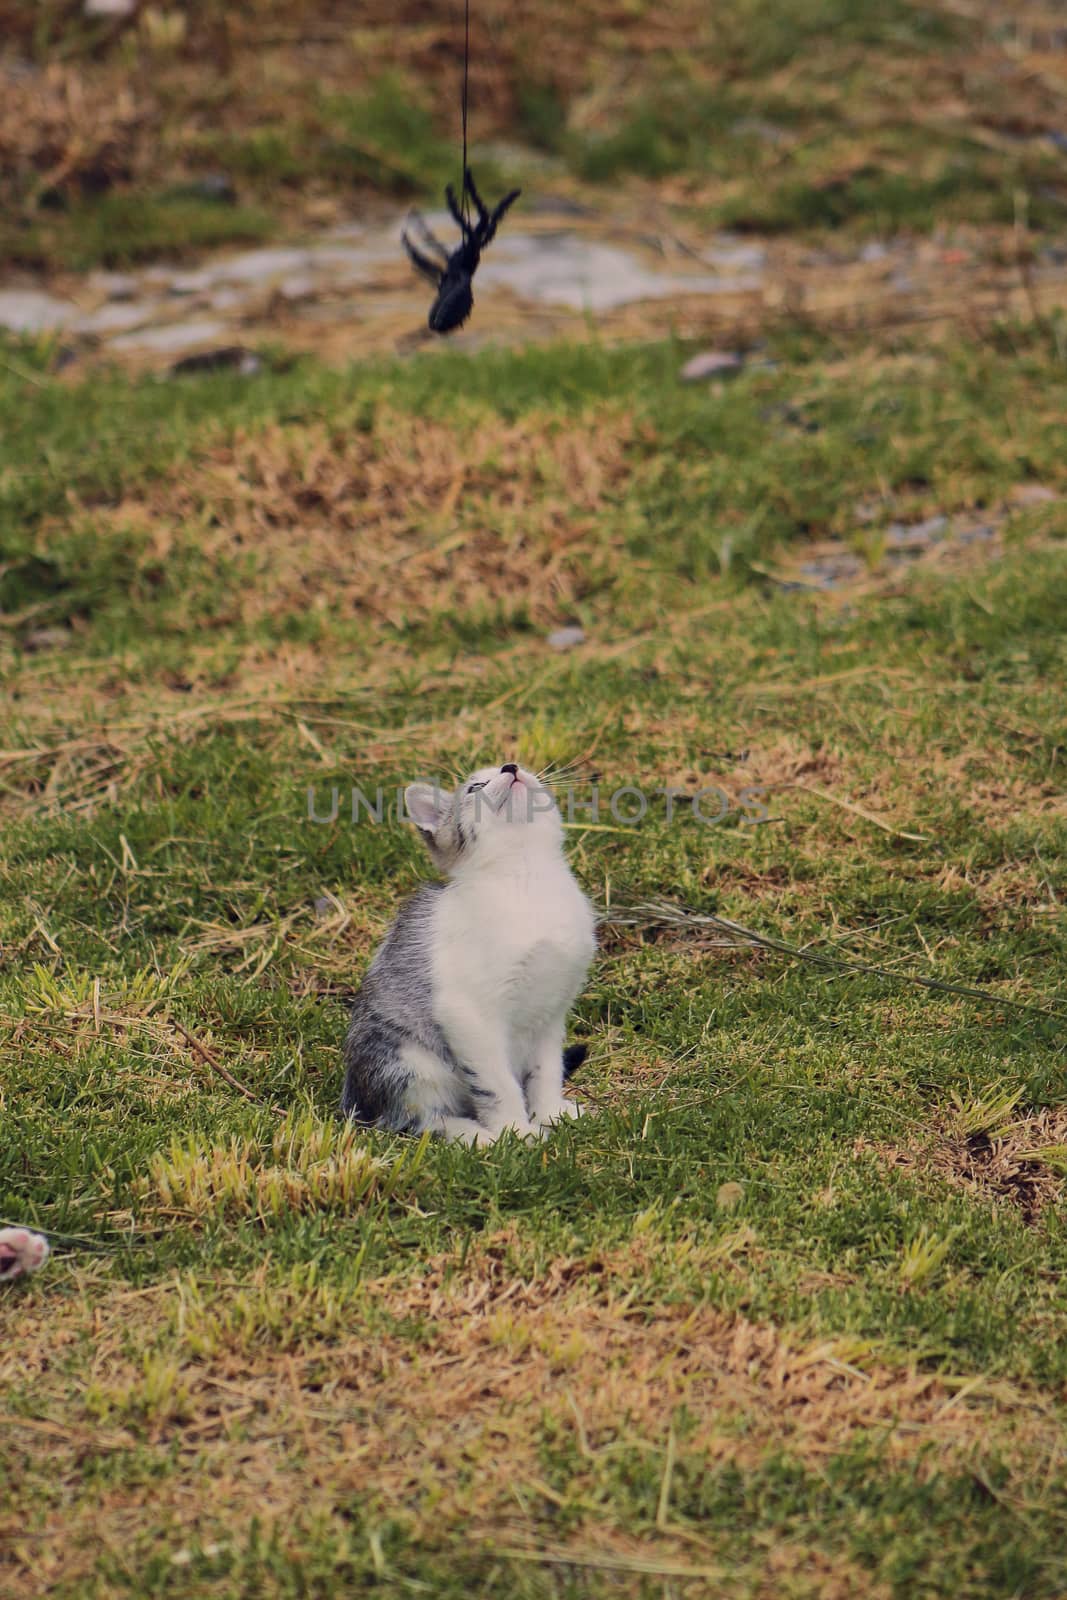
<box><xmin>0</xmin><ymin>191</ymin><xmax>275</xmax><ymax>273</ymax></box>
<box><xmin>1</xmin><ymin>317</ymin><xmax>1066</xmax><ymax>1596</ymax></box>
<box><xmin>206</xmin><ymin>76</ymin><xmax>464</xmax><ymax>202</ymax></box>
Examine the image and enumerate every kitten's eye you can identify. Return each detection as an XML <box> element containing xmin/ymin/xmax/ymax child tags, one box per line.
<box><xmin>467</xmin><ymin>781</ymin><xmax>487</xmax><ymax>793</ymax></box>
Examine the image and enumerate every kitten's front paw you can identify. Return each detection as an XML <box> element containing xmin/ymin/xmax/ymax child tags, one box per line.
<box><xmin>0</xmin><ymin>1227</ymin><xmax>50</xmax><ymax>1281</ymax></box>
<box><xmin>534</xmin><ymin>1098</ymin><xmax>582</xmax><ymax>1133</ymax></box>
<box><xmin>480</xmin><ymin>1119</ymin><xmax>538</xmax><ymax>1144</ymax></box>
<box><xmin>469</xmin><ymin>1126</ymin><xmax>502</xmax><ymax>1147</ymax></box>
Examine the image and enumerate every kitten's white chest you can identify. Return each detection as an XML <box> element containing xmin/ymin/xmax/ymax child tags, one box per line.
<box><xmin>434</xmin><ymin>862</ymin><xmax>595</xmax><ymax>1030</ymax></box>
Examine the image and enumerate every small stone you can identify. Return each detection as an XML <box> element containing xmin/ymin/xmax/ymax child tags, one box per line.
<box><xmin>183</xmin><ymin>174</ymin><xmax>237</xmax><ymax>206</ymax></box>
<box><xmin>680</xmin><ymin>350</ymin><xmax>744</xmax><ymax>383</ymax></box>
<box><xmin>715</xmin><ymin>1181</ymin><xmax>743</xmax><ymax>1212</ymax></box>
<box><xmin>110</xmin><ymin>319</ymin><xmax>228</xmax><ymax>354</ymax></box>
<box><xmin>525</xmin><ymin>195</ymin><xmax>597</xmax><ymax>218</ymax></box>
<box><xmin>0</xmin><ymin>289</ymin><xmax>78</xmax><ymax>334</ymax></box>
<box><xmin>215</xmin><ymin>247</ymin><xmax>310</xmax><ymax>285</ymax></box>
<box><xmin>74</xmin><ymin>301</ymin><xmax>157</xmax><ymax>336</ymax></box>
<box><xmin>208</xmin><ymin>287</ymin><xmax>244</xmax><ymax>312</ymax></box>
<box><xmin>84</xmin><ymin>0</ymin><xmax>135</xmax><ymax>14</ymax></box>
<box><xmin>313</xmin><ymin>896</ymin><xmax>334</xmax><ymax>920</ymax></box>
<box><xmin>547</xmin><ymin>626</ymin><xmax>586</xmax><ymax>650</ymax></box>
<box><xmin>1010</xmin><ymin>484</ymin><xmax>1057</xmax><ymax>506</ymax></box>
<box><xmin>169</xmin><ymin>345</ymin><xmax>262</xmax><ymax>377</ymax></box>
<box><xmin>955</xmin><ymin>523</ymin><xmax>996</xmax><ymax>546</ymax></box>
<box><xmin>731</xmin><ymin>116</ymin><xmax>788</xmax><ymax>145</ymax></box>
<box><xmin>885</xmin><ymin>515</ymin><xmax>948</xmax><ymax>549</ymax></box>
<box><xmin>478</xmin><ymin>238</ymin><xmax>758</xmax><ymax>313</ymax></box>
<box><xmin>87</xmin><ymin>270</ymin><xmax>139</xmax><ymax>301</ymax></box>
<box><xmin>276</xmin><ymin>274</ymin><xmax>318</xmax><ymax>303</ymax></box>
<box><xmin>853</xmin><ymin>497</ymin><xmax>883</xmax><ymax>524</ymax></box>
<box><xmin>142</xmin><ymin>265</ymin><xmax>182</xmax><ymax>286</ymax></box>
<box><xmin>168</xmin><ymin>269</ymin><xmax>218</xmax><ymax>296</ymax></box>
<box><xmin>859</xmin><ymin>241</ymin><xmax>889</xmax><ymax>263</ymax></box>
<box><xmin>799</xmin><ymin>552</ymin><xmax>864</xmax><ymax>587</ymax></box>
<box><xmin>20</xmin><ymin>627</ymin><xmax>71</xmax><ymax>653</ymax></box>
<box><xmin>170</xmin><ymin>1542</ymin><xmax>226</xmax><ymax>1567</ymax></box>
<box><xmin>704</xmin><ymin>237</ymin><xmax>766</xmax><ymax>272</ymax></box>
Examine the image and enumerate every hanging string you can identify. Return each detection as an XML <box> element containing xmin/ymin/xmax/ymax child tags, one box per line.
<box><xmin>460</xmin><ymin>0</ymin><xmax>471</xmax><ymax>223</ymax></box>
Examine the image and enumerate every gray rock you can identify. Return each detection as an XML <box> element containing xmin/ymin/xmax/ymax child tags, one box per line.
<box><xmin>215</xmin><ymin>248</ymin><xmax>310</xmax><ymax>284</ymax></box>
<box><xmin>731</xmin><ymin>117</ymin><xmax>788</xmax><ymax>146</ymax></box>
<box><xmin>955</xmin><ymin>523</ymin><xmax>996</xmax><ymax>545</ymax></box>
<box><xmin>181</xmin><ymin>174</ymin><xmax>237</xmax><ymax>206</ymax></box>
<box><xmin>74</xmin><ymin>301</ymin><xmax>158</xmax><ymax>336</ymax></box>
<box><xmin>860</xmin><ymin>241</ymin><xmax>890</xmax><ymax>263</ymax></box>
<box><xmin>312</xmin><ymin>239</ymin><xmax>406</xmax><ymax>279</ymax></box>
<box><xmin>524</xmin><ymin>195</ymin><xmax>596</xmax><ymax>218</ymax></box>
<box><xmin>142</xmin><ymin>265</ymin><xmax>183</xmax><ymax>286</ymax></box>
<box><xmin>0</xmin><ymin>290</ymin><xmax>78</xmax><ymax>334</ymax></box>
<box><xmin>680</xmin><ymin>350</ymin><xmax>744</xmax><ymax>382</ymax></box>
<box><xmin>169</xmin><ymin>345</ymin><xmax>262</xmax><ymax>377</ymax></box>
<box><xmin>86</xmin><ymin>270</ymin><xmax>140</xmax><ymax>301</ymax></box>
<box><xmin>478</xmin><ymin>235</ymin><xmax>759</xmax><ymax>313</ymax></box>
<box><xmin>207</xmin><ymin>287</ymin><xmax>245</xmax><ymax>312</ymax></box>
<box><xmin>703</xmin><ymin>236</ymin><xmax>766</xmax><ymax>272</ymax></box>
<box><xmin>276</xmin><ymin>274</ymin><xmax>318</xmax><ymax>302</ymax></box>
<box><xmin>799</xmin><ymin>552</ymin><xmax>864</xmax><ymax>587</ymax></box>
<box><xmin>168</xmin><ymin>268</ymin><xmax>219</xmax><ymax>295</ymax></box>
<box><xmin>109</xmin><ymin>319</ymin><xmax>228</xmax><ymax>354</ymax></box>
<box><xmin>885</xmin><ymin>516</ymin><xmax>948</xmax><ymax>549</ymax></box>
<box><xmin>20</xmin><ymin>627</ymin><xmax>71</xmax><ymax>653</ymax></box>
<box><xmin>547</xmin><ymin>626</ymin><xmax>586</xmax><ymax>650</ymax></box>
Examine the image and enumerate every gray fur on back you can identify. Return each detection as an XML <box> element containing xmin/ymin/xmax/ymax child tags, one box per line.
<box><xmin>341</xmin><ymin>883</ymin><xmax>465</xmax><ymax>1130</ymax></box>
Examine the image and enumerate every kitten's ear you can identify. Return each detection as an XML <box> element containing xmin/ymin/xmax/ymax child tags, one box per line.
<box><xmin>404</xmin><ymin>782</ymin><xmax>453</xmax><ymax>841</ymax></box>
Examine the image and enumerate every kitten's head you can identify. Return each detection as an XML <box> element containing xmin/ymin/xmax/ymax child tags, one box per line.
<box><xmin>404</xmin><ymin>763</ymin><xmax>561</xmax><ymax>874</ymax></box>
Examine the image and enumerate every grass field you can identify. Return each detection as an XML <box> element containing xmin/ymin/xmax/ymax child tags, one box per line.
<box><xmin>3</xmin><ymin>1</ymin><xmax>1067</xmax><ymax>1596</ymax></box>
<box><xmin>2</xmin><ymin>319</ymin><xmax>1065</xmax><ymax>1596</ymax></box>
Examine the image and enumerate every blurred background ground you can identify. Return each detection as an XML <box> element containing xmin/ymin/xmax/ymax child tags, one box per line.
<box><xmin>1</xmin><ymin>0</ymin><xmax>1066</xmax><ymax>367</ymax></box>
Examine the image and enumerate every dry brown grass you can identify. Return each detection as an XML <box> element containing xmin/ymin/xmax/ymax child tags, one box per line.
<box><xmin>0</xmin><ymin>61</ymin><xmax>143</xmax><ymax>204</ymax></box>
<box><xmin>0</xmin><ymin>0</ymin><xmax>710</xmax><ymax>219</ymax></box>
<box><xmin>79</xmin><ymin>408</ymin><xmax>645</xmax><ymax>629</ymax></box>
<box><xmin>861</xmin><ymin>1104</ymin><xmax>1067</xmax><ymax>1223</ymax></box>
<box><xmin>0</xmin><ymin>403</ymin><xmax>659</xmax><ymax>822</ymax></box>
<box><xmin>3</xmin><ymin>1226</ymin><xmax>1061</xmax><ymax>1597</ymax></box>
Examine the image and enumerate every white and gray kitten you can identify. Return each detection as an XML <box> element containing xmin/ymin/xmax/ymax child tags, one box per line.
<box><xmin>341</xmin><ymin>762</ymin><xmax>595</xmax><ymax>1145</ymax></box>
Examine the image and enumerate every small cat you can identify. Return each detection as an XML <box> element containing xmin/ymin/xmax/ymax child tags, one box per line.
<box><xmin>341</xmin><ymin>762</ymin><xmax>596</xmax><ymax>1144</ymax></box>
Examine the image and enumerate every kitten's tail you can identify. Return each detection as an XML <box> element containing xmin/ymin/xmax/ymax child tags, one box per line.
<box><xmin>562</xmin><ymin>1042</ymin><xmax>588</xmax><ymax>1082</ymax></box>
